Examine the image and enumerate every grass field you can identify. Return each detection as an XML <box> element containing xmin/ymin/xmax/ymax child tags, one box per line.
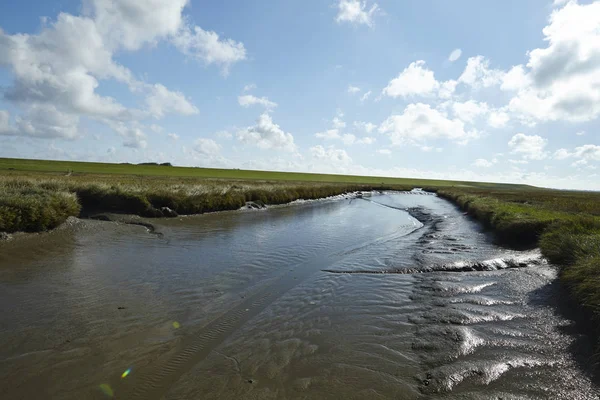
<box><xmin>0</xmin><ymin>157</ymin><xmax>533</xmax><ymax>189</ymax></box>
<box><xmin>2</xmin><ymin>157</ymin><xmax>600</xmax><ymax>359</ymax></box>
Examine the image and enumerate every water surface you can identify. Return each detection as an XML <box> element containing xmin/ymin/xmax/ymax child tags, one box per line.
<box><xmin>0</xmin><ymin>193</ymin><xmax>597</xmax><ymax>399</ymax></box>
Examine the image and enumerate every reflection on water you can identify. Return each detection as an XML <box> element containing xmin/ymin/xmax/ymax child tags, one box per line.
<box><xmin>0</xmin><ymin>193</ymin><xmax>597</xmax><ymax>399</ymax></box>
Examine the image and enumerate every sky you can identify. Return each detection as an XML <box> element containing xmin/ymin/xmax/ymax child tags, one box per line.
<box><xmin>0</xmin><ymin>0</ymin><xmax>599</xmax><ymax>190</ymax></box>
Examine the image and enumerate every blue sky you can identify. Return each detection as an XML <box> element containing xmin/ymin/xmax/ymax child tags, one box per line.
<box><xmin>0</xmin><ymin>0</ymin><xmax>599</xmax><ymax>189</ymax></box>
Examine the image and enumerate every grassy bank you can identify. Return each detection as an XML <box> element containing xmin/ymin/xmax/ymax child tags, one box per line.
<box><xmin>0</xmin><ymin>174</ymin><xmax>406</xmax><ymax>232</ymax></box>
<box><xmin>436</xmin><ymin>187</ymin><xmax>600</xmax><ymax>357</ymax></box>
<box><xmin>0</xmin><ymin>157</ymin><xmax>528</xmax><ymax>234</ymax></box>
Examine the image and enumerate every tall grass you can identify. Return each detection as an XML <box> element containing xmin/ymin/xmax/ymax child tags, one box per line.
<box><xmin>0</xmin><ymin>174</ymin><xmax>414</xmax><ymax>232</ymax></box>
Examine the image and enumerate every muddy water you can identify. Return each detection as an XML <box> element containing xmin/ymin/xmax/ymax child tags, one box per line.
<box><xmin>0</xmin><ymin>192</ymin><xmax>598</xmax><ymax>399</ymax></box>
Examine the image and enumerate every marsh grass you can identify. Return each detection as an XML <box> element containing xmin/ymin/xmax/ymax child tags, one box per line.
<box><xmin>0</xmin><ymin>173</ymin><xmax>415</xmax><ymax>232</ymax></box>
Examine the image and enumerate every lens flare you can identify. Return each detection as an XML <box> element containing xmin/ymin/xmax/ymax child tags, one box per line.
<box><xmin>99</xmin><ymin>383</ymin><xmax>114</xmax><ymax>397</ymax></box>
<box><xmin>121</xmin><ymin>368</ymin><xmax>131</xmax><ymax>378</ymax></box>
<box><xmin>172</xmin><ymin>321</ymin><xmax>180</xmax><ymax>329</ymax></box>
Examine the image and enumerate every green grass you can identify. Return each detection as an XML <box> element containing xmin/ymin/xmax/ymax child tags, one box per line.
<box><xmin>0</xmin><ymin>157</ymin><xmax>534</xmax><ymax>188</ymax></box>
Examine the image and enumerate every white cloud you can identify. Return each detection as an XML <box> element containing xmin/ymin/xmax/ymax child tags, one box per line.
<box><xmin>335</xmin><ymin>0</ymin><xmax>379</xmax><ymax>27</ymax></box>
<box><xmin>500</xmin><ymin>65</ymin><xmax>530</xmax><ymax>91</ymax></box>
<box><xmin>315</xmin><ymin>129</ymin><xmax>341</xmax><ymax>140</ymax></box>
<box><xmin>553</xmin><ymin>144</ymin><xmax>600</xmax><ymax>162</ymax></box>
<box><xmin>458</xmin><ymin>56</ymin><xmax>504</xmax><ymax>88</ymax></box>
<box><xmin>167</xmin><ymin>133</ymin><xmax>179</xmax><ymax>141</ymax></box>
<box><xmin>360</xmin><ymin>91</ymin><xmax>372</xmax><ymax>102</ymax></box>
<box><xmin>238</xmin><ymin>94</ymin><xmax>278</xmax><ymax>110</ymax></box>
<box><xmin>452</xmin><ymin>100</ymin><xmax>489</xmax><ymax>123</ymax></box>
<box><xmin>354</xmin><ymin>121</ymin><xmax>377</xmax><ymax>133</ymax></box>
<box><xmin>473</xmin><ymin>158</ymin><xmax>495</xmax><ymax>168</ymax></box>
<box><xmin>383</xmin><ymin>61</ymin><xmax>440</xmax><ymax>98</ymax></box>
<box><xmin>0</xmin><ymin>0</ymin><xmax>236</xmax><ymax>143</ymax></box>
<box><xmin>243</xmin><ymin>83</ymin><xmax>257</xmax><ymax>92</ymax></box>
<box><xmin>89</xmin><ymin>0</ymin><xmax>187</xmax><ymax>51</ymax></box>
<box><xmin>379</xmin><ymin>103</ymin><xmax>479</xmax><ymax>145</ymax></box>
<box><xmin>310</xmin><ymin>145</ymin><xmax>352</xmax><ymax>164</ymax></box>
<box><xmin>110</xmin><ymin>122</ymin><xmax>147</xmax><ymax>149</ymax></box>
<box><xmin>342</xmin><ymin>133</ymin><xmax>356</xmax><ymax>145</ymax></box>
<box><xmin>0</xmin><ymin>106</ymin><xmax>81</xmax><ymax>139</ymax></box>
<box><xmin>576</xmin><ymin>130</ymin><xmax>586</xmax><ymax>136</ymax></box>
<box><xmin>377</xmin><ymin>149</ymin><xmax>391</xmax><ymax>155</ymax></box>
<box><xmin>554</xmin><ymin>148</ymin><xmax>571</xmax><ymax>160</ymax></box>
<box><xmin>145</xmin><ymin>84</ymin><xmax>199</xmax><ymax>118</ymax></box>
<box><xmin>448</xmin><ymin>48</ymin><xmax>462</xmax><ymax>62</ymax></box>
<box><xmin>237</xmin><ymin>113</ymin><xmax>296</xmax><ymax>152</ymax></box>
<box><xmin>506</xmin><ymin>1</ymin><xmax>600</xmax><ymax>122</ymax></box>
<box><xmin>172</xmin><ymin>25</ymin><xmax>246</xmax><ymax>76</ymax></box>
<box><xmin>333</xmin><ymin>116</ymin><xmax>346</xmax><ymax>129</ymax></box>
<box><xmin>508</xmin><ymin>133</ymin><xmax>548</xmax><ymax>160</ymax></box>
<box><xmin>194</xmin><ymin>138</ymin><xmax>221</xmax><ymax>155</ymax></box>
<box><xmin>348</xmin><ymin>85</ymin><xmax>361</xmax><ymax>94</ymax></box>
<box><xmin>488</xmin><ymin>109</ymin><xmax>510</xmax><ymax>128</ymax></box>
<box><xmin>438</xmin><ymin>80</ymin><xmax>457</xmax><ymax>99</ymax></box>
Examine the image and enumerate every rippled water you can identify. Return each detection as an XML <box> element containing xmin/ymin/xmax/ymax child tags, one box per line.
<box><xmin>0</xmin><ymin>192</ymin><xmax>598</xmax><ymax>399</ymax></box>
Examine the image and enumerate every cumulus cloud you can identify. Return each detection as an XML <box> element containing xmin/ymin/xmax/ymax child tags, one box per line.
<box><xmin>335</xmin><ymin>0</ymin><xmax>379</xmax><ymax>27</ymax></box>
<box><xmin>379</xmin><ymin>103</ymin><xmax>479</xmax><ymax>145</ymax></box>
<box><xmin>237</xmin><ymin>113</ymin><xmax>296</xmax><ymax>152</ymax></box>
<box><xmin>576</xmin><ymin>131</ymin><xmax>586</xmax><ymax>136</ymax></box>
<box><xmin>315</xmin><ymin>129</ymin><xmax>342</xmax><ymax>140</ymax></box>
<box><xmin>238</xmin><ymin>94</ymin><xmax>278</xmax><ymax>110</ymax></box>
<box><xmin>194</xmin><ymin>138</ymin><xmax>221</xmax><ymax>155</ymax></box>
<box><xmin>438</xmin><ymin>80</ymin><xmax>458</xmax><ymax>99</ymax></box>
<box><xmin>172</xmin><ymin>25</ymin><xmax>246</xmax><ymax>75</ymax></box>
<box><xmin>243</xmin><ymin>83</ymin><xmax>257</xmax><ymax>92</ymax></box>
<box><xmin>452</xmin><ymin>100</ymin><xmax>489</xmax><ymax>123</ymax></box>
<box><xmin>382</xmin><ymin>61</ymin><xmax>440</xmax><ymax>98</ymax></box>
<box><xmin>377</xmin><ymin>149</ymin><xmax>391</xmax><ymax>155</ymax></box>
<box><xmin>146</xmin><ymin>84</ymin><xmax>199</xmax><ymax>118</ymax></box>
<box><xmin>488</xmin><ymin>109</ymin><xmax>510</xmax><ymax>128</ymax></box>
<box><xmin>167</xmin><ymin>133</ymin><xmax>179</xmax><ymax>140</ymax></box>
<box><xmin>508</xmin><ymin>133</ymin><xmax>548</xmax><ymax>160</ymax></box>
<box><xmin>310</xmin><ymin>145</ymin><xmax>352</xmax><ymax>164</ymax></box>
<box><xmin>506</xmin><ymin>2</ymin><xmax>600</xmax><ymax>122</ymax></box>
<box><xmin>360</xmin><ymin>90</ymin><xmax>372</xmax><ymax>102</ymax></box>
<box><xmin>458</xmin><ymin>56</ymin><xmax>504</xmax><ymax>88</ymax></box>
<box><xmin>553</xmin><ymin>144</ymin><xmax>600</xmax><ymax>162</ymax></box>
<box><xmin>0</xmin><ymin>0</ymin><xmax>243</xmax><ymax>142</ymax></box>
<box><xmin>448</xmin><ymin>48</ymin><xmax>462</xmax><ymax>62</ymax></box>
<box><xmin>347</xmin><ymin>85</ymin><xmax>361</xmax><ymax>94</ymax></box>
<box><xmin>109</xmin><ymin>122</ymin><xmax>147</xmax><ymax>148</ymax></box>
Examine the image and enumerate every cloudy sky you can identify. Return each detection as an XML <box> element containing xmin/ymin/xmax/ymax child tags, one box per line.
<box><xmin>0</xmin><ymin>0</ymin><xmax>599</xmax><ymax>190</ymax></box>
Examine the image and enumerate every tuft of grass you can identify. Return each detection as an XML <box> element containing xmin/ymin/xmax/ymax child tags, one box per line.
<box><xmin>0</xmin><ymin>184</ymin><xmax>81</xmax><ymax>233</ymax></box>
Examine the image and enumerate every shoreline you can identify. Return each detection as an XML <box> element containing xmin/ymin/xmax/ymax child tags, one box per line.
<box><xmin>434</xmin><ymin>187</ymin><xmax>600</xmax><ymax>372</ymax></box>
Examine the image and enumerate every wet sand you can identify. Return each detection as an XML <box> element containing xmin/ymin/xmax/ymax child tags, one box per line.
<box><xmin>0</xmin><ymin>193</ymin><xmax>598</xmax><ymax>399</ymax></box>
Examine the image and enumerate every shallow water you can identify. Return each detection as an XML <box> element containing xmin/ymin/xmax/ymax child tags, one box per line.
<box><xmin>0</xmin><ymin>193</ymin><xmax>598</xmax><ymax>399</ymax></box>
